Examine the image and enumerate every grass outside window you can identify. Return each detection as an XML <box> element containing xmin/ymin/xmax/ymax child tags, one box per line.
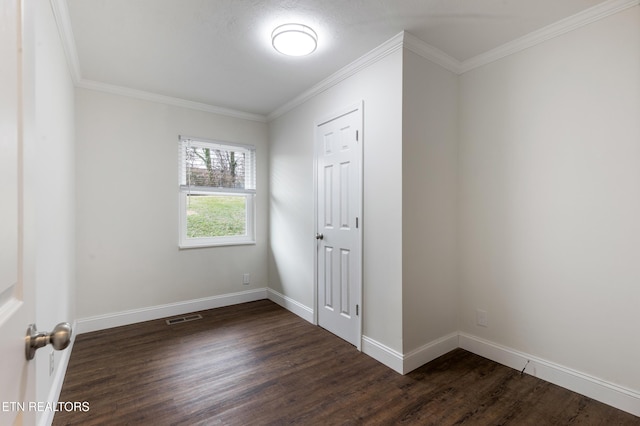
<box><xmin>186</xmin><ymin>195</ymin><xmax>246</xmax><ymax>238</ymax></box>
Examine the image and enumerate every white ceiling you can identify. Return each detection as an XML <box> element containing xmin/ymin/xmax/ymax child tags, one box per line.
<box><xmin>64</xmin><ymin>0</ymin><xmax>615</xmax><ymax>117</ymax></box>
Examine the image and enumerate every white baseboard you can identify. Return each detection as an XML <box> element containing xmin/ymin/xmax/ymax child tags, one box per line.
<box><xmin>361</xmin><ymin>335</ymin><xmax>404</xmax><ymax>374</ymax></box>
<box><xmin>403</xmin><ymin>332</ymin><xmax>460</xmax><ymax>374</ymax></box>
<box><xmin>459</xmin><ymin>332</ymin><xmax>640</xmax><ymax>418</ymax></box>
<box><xmin>361</xmin><ymin>332</ymin><xmax>460</xmax><ymax>375</ymax></box>
<box><xmin>67</xmin><ymin>292</ymin><xmax>640</xmax><ymax>419</ymax></box>
<box><xmin>266</xmin><ymin>288</ymin><xmax>314</xmax><ymax>324</ymax></box>
<box><xmin>76</xmin><ymin>288</ymin><xmax>268</xmax><ymax>334</ymax></box>
<box><xmin>38</xmin><ymin>320</ymin><xmax>77</xmax><ymax>426</ymax></box>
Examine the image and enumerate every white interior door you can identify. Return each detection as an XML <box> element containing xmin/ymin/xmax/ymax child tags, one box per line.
<box><xmin>0</xmin><ymin>1</ymin><xmax>36</xmax><ymax>424</ymax></box>
<box><xmin>315</xmin><ymin>103</ymin><xmax>362</xmax><ymax>348</ymax></box>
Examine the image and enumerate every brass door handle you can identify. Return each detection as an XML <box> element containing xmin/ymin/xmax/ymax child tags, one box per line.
<box><xmin>25</xmin><ymin>322</ymin><xmax>72</xmax><ymax>360</ymax></box>
<box><xmin>315</xmin><ymin>233</ymin><xmax>324</xmax><ymax>240</ymax></box>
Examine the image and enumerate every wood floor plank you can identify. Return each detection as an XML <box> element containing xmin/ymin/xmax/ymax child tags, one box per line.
<box><xmin>53</xmin><ymin>300</ymin><xmax>639</xmax><ymax>425</ymax></box>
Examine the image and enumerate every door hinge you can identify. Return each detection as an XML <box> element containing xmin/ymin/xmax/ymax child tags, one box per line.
<box><xmin>356</xmin><ymin>130</ymin><xmax>359</xmax><ymax>141</ymax></box>
<box><xmin>356</xmin><ymin>217</ymin><xmax>359</xmax><ymax>228</ymax></box>
<box><xmin>356</xmin><ymin>304</ymin><xmax>359</xmax><ymax>316</ymax></box>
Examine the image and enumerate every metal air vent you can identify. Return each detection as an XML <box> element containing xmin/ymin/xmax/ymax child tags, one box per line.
<box><xmin>165</xmin><ymin>314</ymin><xmax>203</xmax><ymax>325</ymax></box>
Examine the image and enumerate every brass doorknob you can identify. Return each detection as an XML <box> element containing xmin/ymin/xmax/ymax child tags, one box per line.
<box><xmin>315</xmin><ymin>233</ymin><xmax>324</xmax><ymax>240</ymax></box>
<box><xmin>25</xmin><ymin>322</ymin><xmax>72</xmax><ymax>361</ymax></box>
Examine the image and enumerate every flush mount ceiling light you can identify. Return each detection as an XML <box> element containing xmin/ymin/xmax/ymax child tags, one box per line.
<box><xmin>271</xmin><ymin>23</ymin><xmax>318</xmax><ymax>56</ymax></box>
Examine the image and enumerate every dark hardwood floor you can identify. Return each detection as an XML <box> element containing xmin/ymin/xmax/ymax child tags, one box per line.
<box><xmin>54</xmin><ymin>300</ymin><xmax>639</xmax><ymax>425</ymax></box>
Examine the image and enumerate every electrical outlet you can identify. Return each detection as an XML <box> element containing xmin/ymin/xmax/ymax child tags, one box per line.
<box><xmin>242</xmin><ymin>273</ymin><xmax>250</xmax><ymax>285</ymax></box>
<box><xmin>49</xmin><ymin>351</ymin><xmax>55</xmax><ymax>376</ymax></box>
<box><xmin>476</xmin><ymin>309</ymin><xmax>488</xmax><ymax>327</ymax></box>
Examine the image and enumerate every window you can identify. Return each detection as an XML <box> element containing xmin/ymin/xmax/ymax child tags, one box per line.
<box><xmin>179</xmin><ymin>136</ymin><xmax>256</xmax><ymax>248</ymax></box>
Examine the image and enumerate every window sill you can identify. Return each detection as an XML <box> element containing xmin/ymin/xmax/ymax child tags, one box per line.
<box><xmin>178</xmin><ymin>239</ymin><xmax>256</xmax><ymax>250</ymax></box>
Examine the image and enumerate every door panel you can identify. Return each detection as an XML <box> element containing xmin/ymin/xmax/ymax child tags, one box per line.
<box><xmin>316</xmin><ymin>104</ymin><xmax>362</xmax><ymax>347</ymax></box>
<box><xmin>323</xmin><ymin>246</ymin><xmax>333</xmax><ymax>310</ymax></box>
<box><xmin>324</xmin><ymin>165</ymin><xmax>333</xmax><ymax>227</ymax></box>
<box><xmin>339</xmin><ymin>163</ymin><xmax>350</xmax><ymax>229</ymax></box>
<box><xmin>340</xmin><ymin>249</ymin><xmax>350</xmax><ymax>316</ymax></box>
<box><xmin>0</xmin><ymin>1</ymin><xmax>35</xmax><ymax>424</ymax></box>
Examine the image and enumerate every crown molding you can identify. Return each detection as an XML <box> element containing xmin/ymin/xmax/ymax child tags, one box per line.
<box><xmin>52</xmin><ymin>0</ymin><xmax>638</xmax><ymax>120</ymax></box>
<box><xmin>402</xmin><ymin>32</ymin><xmax>462</xmax><ymax>74</ymax></box>
<box><xmin>459</xmin><ymin>0</ymin><xmax>640</xmax><ymax>73</ymax></box>
<box><xmin>266</xmin><ymin>0</ymin><xmax>639</xmax><ymax>115</ymax></box>
<box><xmin>50</xmin><ymin>0</ymin><xmax>266</xmax><ymax>122</ymax></box>
<box><xmin>76</xmin><ymin>79</ymin><xmax>267</xmax><ymax>122</ymax></box>
<box><xmin>267</xmin><ymin>30</ymin><xmax>463</xmax><ymax>121</ymax></box>
<box><xmin>267</xmin><ymin>32</ymin><xmax>405</xmax><ymax>121</ymax></box>
<box><xmin>50</xmin><ymin>0</ymin><xmax>82</xmax><ymax>84</ymax></box>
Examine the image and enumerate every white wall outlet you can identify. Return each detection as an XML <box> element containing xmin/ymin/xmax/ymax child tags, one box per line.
<box><xmin>476</xmin><ymin>309</ymin><xmax>488</xmax><ymax>327</ymax></box>
<box><xmin>242</xmin><ymin>273</ymin><xmax>250</xmax><ymax>285</ymax></box>
<box><xmin>49</xmin><ymin>351</ymin><xmax>55</xmax><ymax>376</ymax></box>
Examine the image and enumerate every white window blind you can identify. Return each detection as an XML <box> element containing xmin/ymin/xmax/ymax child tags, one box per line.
<box><xmin>179</xmin><ymin>136</ymin><xmax>256</xmax><ymax>194</ymax></box>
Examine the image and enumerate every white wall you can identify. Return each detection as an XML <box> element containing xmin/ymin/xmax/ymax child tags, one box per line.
<box><xmin>459</xmin><ymin>6</ymin><xmax>640</xmax><ymax>391</ymax></box>
<box><xmin>269</xmin><ymin>49</ymin><xmax>405</xmax><ymax>351</ymax></box>
<box><xmin>75</xmin><ymin>89</ymin><xmax>268</xmax><ymax>318</ymax></box>
<box><xmin>401</xmin><ymin>49</ymin><xmax>458</xmax><ymax>353</ymax></box>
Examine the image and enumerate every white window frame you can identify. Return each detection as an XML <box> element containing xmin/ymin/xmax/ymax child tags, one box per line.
<box><xmin>178</xmin><ymin>136</ymin><xmax>256</xmax><ymax>248</ymax></box>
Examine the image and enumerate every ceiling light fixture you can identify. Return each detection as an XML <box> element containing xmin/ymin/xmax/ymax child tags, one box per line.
<box><xmin>271</xmin><ymin>24</ymin><xmax>318</xmax><ymax>56</ymax></box>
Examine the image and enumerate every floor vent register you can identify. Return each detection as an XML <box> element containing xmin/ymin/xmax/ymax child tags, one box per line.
<box><xmin>165</xmin><ymin>314</ymin><xmax>203</xmax><ymax>325</ymax></box>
